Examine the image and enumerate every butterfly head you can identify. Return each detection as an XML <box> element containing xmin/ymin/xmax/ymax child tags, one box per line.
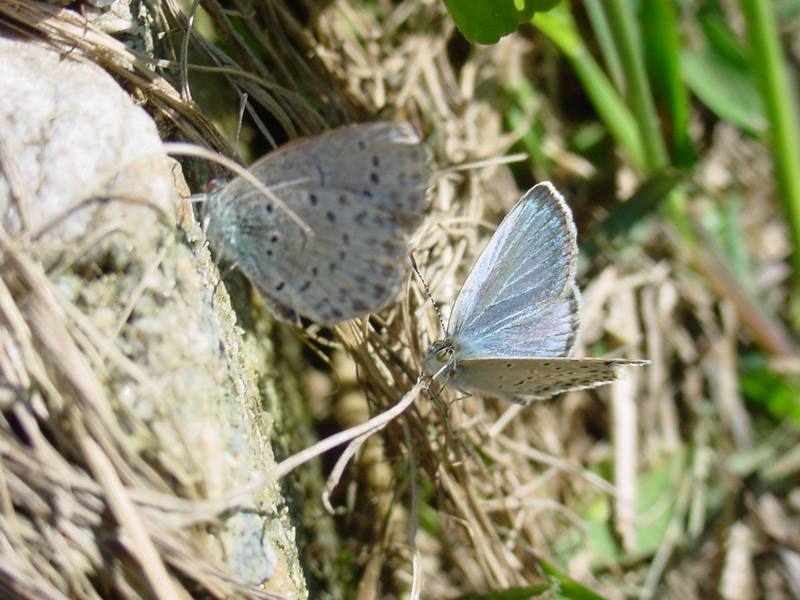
<box><xmin>422</xmin><ymin>338</ymin><xmax>457</xmax><ymax>381</ymax></box>
<box><xmin>201</xmin><ymin>184</ymin><xmax>240</xmax><ymax>261</ymax></box>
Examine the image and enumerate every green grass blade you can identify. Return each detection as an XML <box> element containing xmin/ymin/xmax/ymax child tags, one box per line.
<box><xmin>602</xmin><ymin>0</ymin><xmax>669</xmax><ymax>172</ymax></box>
<box><xmin>538</xmin><ymin>561</ymin><xmax>608</xmax><ymax>600</ymax></box>
<box><xmin>453</xmin><ymin>584</ymin><xmax>552</xmax><ymax>600</ymax></box>
<box><xmin>532</xmin><ymin>8</ymin><xmax>646</xmax><ymax>172</ymax></box>
<box><xmin>740</xmin><ymin>0</ymin><xmax>800</xmax><ymax>287</ymax></box>
<box><xmin>584</xmin><ymin>0</ymin><xmax>625</xmax><ymax>92</ymax></box>
<box><xmin>640</xmin><ymin>0</ymin><xmax>696</xmax><ymax>166</ymax></box>
<box><xmin>698</xmin><ymin>5</ymin><xmax>750</xmax><ymax>67</ymax></box>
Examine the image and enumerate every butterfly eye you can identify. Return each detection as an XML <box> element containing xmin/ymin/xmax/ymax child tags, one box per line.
<box><xmin>205</xmin><ymin>178</ymin><xmax>226</xmax><ymax>193</ymax></box>
<box><xmin>435</xmin><ymin>348</ymin><xmax>449</xmax><ymax>362</ymax></box>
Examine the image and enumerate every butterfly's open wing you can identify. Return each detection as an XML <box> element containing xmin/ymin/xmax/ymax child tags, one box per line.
<box><xmin>205</xmin><ymin>122</ymin><xmax>428</xmax><ymax>325</ymax></box>
<box><xmin>448</xmin><ymin>182</ymin><xmax>579</xmax><ymax>357</ymax></box>
<box><xmin>453</xmin><ymin>356</ymin><xmax>649</xmax><ymax>402</ymax></box>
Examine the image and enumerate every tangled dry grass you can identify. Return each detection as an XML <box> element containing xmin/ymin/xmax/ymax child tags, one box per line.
<box><xmin>1</xmin><ymin>0</ymin><xmax>799</xmax><ymax>599</ymax></box>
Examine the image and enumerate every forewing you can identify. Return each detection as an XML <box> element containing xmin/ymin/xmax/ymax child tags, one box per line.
<box><xmin>453</xmin><ymin>357</ymin><xmax>648</xmax><ymax>402</ymax></box>
<box><xmin>204</xmin><ymin>122</ymin><xmax>428</xmax><ymax>325</ymax></box>
<box><xmin>448</xmin><ymin>182</ymin><xmax>578</xmax><ymax>356</ymax></box>
<box><xmin>457</xmin><ymin>283</ymin><xmax>580</xmax><ymax>359</ymax></box>
<box><xmin>247</xmin><ymin>121</ymin><xmax>427</xmax><ymax>225</ymax></box>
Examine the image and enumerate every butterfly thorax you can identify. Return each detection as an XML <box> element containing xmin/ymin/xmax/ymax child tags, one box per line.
<box><xmin>422</xmin><ymin>338</ymin><xmax>458</xmax><ymax>381</ymax></box>
<box><xmin>204</xmin><ymin>183</ymin><xmax>282</xmax><ymax>265</ymax></box>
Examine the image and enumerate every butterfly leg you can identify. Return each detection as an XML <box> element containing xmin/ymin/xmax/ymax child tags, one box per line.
<box><xmin>454</xmin><ymin>384</ymin><xmax>472</xmax><ymax>397</ymax></box>
<box><xmin>445</xmin><ymin>389</ymin><xmax>473</xmax><ymax>409</ymax></box>
<box><xmin>452</xmin><ymin>387</ymin><xmax>473</xmax><ymax>401</ymax></box>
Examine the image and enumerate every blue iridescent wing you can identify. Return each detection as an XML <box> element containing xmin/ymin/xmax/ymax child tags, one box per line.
<box><xmin>448</xmin><ymin>182</ymin><xmax>579</xmax><ymax>358</ymax></box>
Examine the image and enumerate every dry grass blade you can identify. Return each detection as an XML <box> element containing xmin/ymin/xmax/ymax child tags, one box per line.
<box><xmin>3</xmin><ymin>0</ymin><xmax>799</xmax><ymax>598</ymax></box>
<box><xmin>0</xmin><ymin>222</ymin><xmax>291</xmax><ymax>598</ymax></box>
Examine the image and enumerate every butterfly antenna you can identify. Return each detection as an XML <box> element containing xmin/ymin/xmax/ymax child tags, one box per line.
<box><xmin>409</xmin><ymin>253</ymin><xmax>446</xmax><ymax>335</ymax></box>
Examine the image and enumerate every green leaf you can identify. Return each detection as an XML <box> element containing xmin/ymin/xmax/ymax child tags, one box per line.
<box><xmin>682</xmin><ymin>47</ymin><xmax>766</xmax><ymax>136</ymax></box>
<box><xmin>442</xmin><ymin>0</ymin><xmax>560</xmax><ymax>44</ymax></box>
<box><xmin>698</xmin><ymin>6</ymin><xmax>750</xmax><ymax>68</ymax></box>
<box><xmin>530</xmin><ymin>0</ymin><xmax>562</xmax><ymax>10</ymax></box>
<box><xmin>553</xmin><ymin>449</ymin><xmax>688</xmax><ymax>567</ymax></box>
<box><xmin>453</xmin><ymin>584</ymin><xmax>552</xmax><ymax>600</ymax></box>
<box><xmin>632</xmin><ymin>452</ymin><xmax>685</xmax><ymax>556</ymax></box>
<box><xmin>538</xmin><ymin>561</ymin><xmax>608</xmax><ymax>600</ymax></box>
<box><xmin>740</xmin><ymin>353</ymin><xmax>800</xmax><ymax>426</ymax></box>
<box><xmin>776</xmin><ymin>0</ymin><xmax>800</xmax><ymax>20</ymax></box>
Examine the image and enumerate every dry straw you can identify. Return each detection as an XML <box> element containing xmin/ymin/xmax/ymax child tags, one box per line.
<box><xmin>1</xmin><ymin>0</ymin><xmax>793</xmax><ymax>599</ymax></box>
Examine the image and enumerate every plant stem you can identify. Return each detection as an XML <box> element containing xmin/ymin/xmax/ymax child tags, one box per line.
<box><xmin>640</xmin><ymin>0</ymin><xmax>696</xmax><ymax>167</ymax></box>
<box><xmin>603</xmin><ymin>0</ymin><xmax>669</xmax><ymax>173</ymax></box>
<box><xmin>585</xmin><ymin>0</ymin><xmax>625</xmax><ymax>93</ymax></box>
<box><xmin>741</xmin><ymin>0</ymin><xmax>800</xmax><ymax>288</ymax></box>
<box><xmin>533</xmin><ymin>8</ymin><xmax>647</xmax><ymax>173</ymax></box>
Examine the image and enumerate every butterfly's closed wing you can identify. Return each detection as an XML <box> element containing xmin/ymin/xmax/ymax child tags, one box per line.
<box><xmin>244</xmin><ymin>122</ymin><xmax>427</xmax><ymax>224</ymax></box>
<box><xmin>453</xmin><ymin>357</ymin><xmax>649</xmax><ymax>403</ymax></box>
<box><xmin>448</xmin><ymin>182</ymin><xmax>578</xmax><ymax>358</ymax></box>
<box><xmin>205</xmin><ymin>122</ymin><xmax>428</xmax><ymax>325</ymax></box>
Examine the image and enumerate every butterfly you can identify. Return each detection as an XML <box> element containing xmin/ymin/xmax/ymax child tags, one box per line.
<box><xmin>422</xmin><ymin>182</ymin><xmax>647</xmax><ymax>403</ymax></box>
<box><xmin>203</xmin><ymin>122</ymin><xmax>428</xmax><ymax>326</ymax></box>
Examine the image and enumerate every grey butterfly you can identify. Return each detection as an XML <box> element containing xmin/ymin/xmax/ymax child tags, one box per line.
<box><xmin>422</xmin><ymin>181</ymin><xmax>647</xmax><ymax>403</ymax></box>
<box><xmin>204</xmin><ymin>122</ymin><xmax>428</xmax><ymax>326</ymax></box>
